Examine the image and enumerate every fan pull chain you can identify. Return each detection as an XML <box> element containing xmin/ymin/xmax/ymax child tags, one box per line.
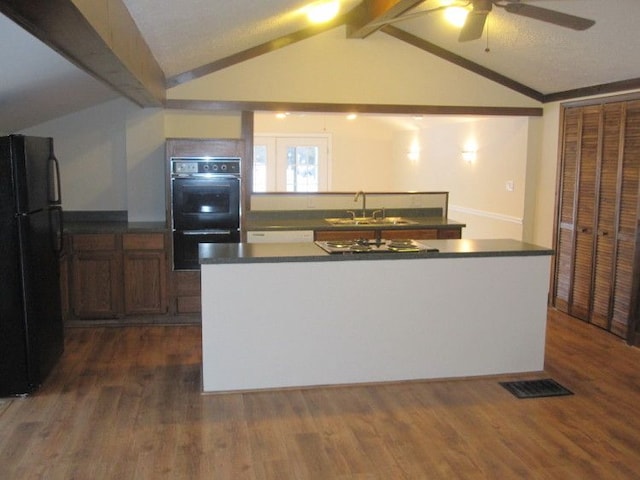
<box><xmin>485</xmin><ymin>19</ymin><xmax>490</xmax><ymax>52</ymax></box>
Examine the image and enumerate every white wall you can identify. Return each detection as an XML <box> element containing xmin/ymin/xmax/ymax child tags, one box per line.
<box><xmin>170</xmin><ymin>26</ymin><xmax>539</xmax><ymax>109</ymax></box>
<box><xmin>387</xmin><ymin>117</ymin><xmax>529</xmax><ymax>239</ymax></box>
<box><xmin>21</xmin><ymin>104</ymin><xmax>537</xmax><ymax>232</ymax></box>
<box><xmin>255</xmin><ymin>114</ymin><xmax>534</xmax><ymax>239</ymax></box>
<box><xmin>255</xmin><ymin>113</ymin><xmax>396</xmax><ymax>191</ymax></box>
<box><xmin>22</xmin><ymin>99</ymin><xmax>130</xmax><ymax>214</ymax></box>
<box><xmin>531</xmin><ymin>103</ymin><xmax>562</xmax><ymax>248</ymax></box>
<box><xmin>125</xmin><ymin>106</ymin><xmax>165</xmax><ymax>221</ymax></box>
<box><xmin>19</xmin><ymin>22</ymin><xmax>559</xmax><ymax>231</ymax></box>
<box><xmin>20</xmin><ymin>100</ymin><xmax>243</xmax><ymax>222</ymax></box>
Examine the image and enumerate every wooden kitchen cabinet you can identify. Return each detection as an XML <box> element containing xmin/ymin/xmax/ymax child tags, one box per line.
<box><xmin>436</xmin><ymin>228</ymin><xmax>463</xmax><ymax>239</ymax></box>
<box><xmin>69</xmin><ymin>232</ymin><xmax>168</xmax><ymax>320</ymax></box>
<box><xmin>172</xmin><ymin>271</ymin><xmax>201</xmax><ymax>314</ymax></box>
<box><xmin>382</xmin><ymin>229</ymin><xmax>438</xmax><ymax>240</ymax></box>
<box><xmin>123</xmin><ymin>233</ymin><xmax>167</xmax><ymax>315</ymax></box>
<box><xmin>552</xmin><ymin>98</ymin><xmax>640</xmax><ymax>342</ymax></box>
<box><xmin>315</xmin><ymin>227</ymin><xmax>461</xmax><ymax>242</ymax></box>
<box><xmin>71</xmin><ymin>234</ymin><xmax>122</xmax><ymax>319</ymax></box>
<box><xmin>314</xmin><ymin>230</ymin><xmax>376</xmax><ymax>241</ymax></box>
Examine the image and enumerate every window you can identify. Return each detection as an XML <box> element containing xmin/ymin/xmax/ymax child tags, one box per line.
<box><xmin>253</xmin><ymin>135</ymin><xmax>330</xmax><ymax>192</ymax></box>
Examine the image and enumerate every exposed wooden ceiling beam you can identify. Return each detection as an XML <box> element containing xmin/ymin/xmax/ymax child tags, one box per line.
<box><xmin>167</xmin><ymin>14</ymin><xmax>349</xmax><ymax>88</ymax></box>
<box><xmin>543</xmin><ymin>78</ymin><xmax>640</xmax><ymax>103</ymax></box>
<box><xmin>347</xmin><ymin>0</ymin><xmax>425</xmax><ymax>39</ymax></box>
<box><xmin>0</xmin><ymin>0</ymin><xmax>165</xmax><ymax>107</ymax></box>
<box><xmin>382</xmin><ymin>25</ymin><xmax>544</xmax><ymax>102</ymax></box>
<box><xmin>165</xmin><ymin>99</ymin><xmax>543</xmax><ymax>117</ymax></box>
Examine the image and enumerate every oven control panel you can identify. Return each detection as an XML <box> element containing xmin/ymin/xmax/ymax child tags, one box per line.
<box><xmin>171</xmin><ymin>157</ymin><xmax>241</xmax><ymax>176</ymax></box>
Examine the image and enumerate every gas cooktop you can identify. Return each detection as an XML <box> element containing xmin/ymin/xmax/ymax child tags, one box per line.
<box><xmin>315</xmin><ymin>239</ymin><xmax>439</xmax><ymax>254</ymax></box>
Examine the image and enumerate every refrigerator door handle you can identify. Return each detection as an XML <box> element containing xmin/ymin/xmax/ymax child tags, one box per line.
<box><xmin>49</xmin><ymin>139</ymin><xmax>62</xmax><ymax>205</ymax></box>
<box><xmin>50</xmin><ymin>207</ymin><xmax>64</xmax><ymax>255</ymax></box>
<box><xmin>56</xmin><ymin>207</ymin><xmax>64</xmax><ymax>255</ymax></box>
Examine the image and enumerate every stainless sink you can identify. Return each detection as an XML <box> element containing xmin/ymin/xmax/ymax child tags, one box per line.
<box><xmin>324</xmin><ymin>216</ymin><xmax>416</xmax><ymax>226</ymax></box>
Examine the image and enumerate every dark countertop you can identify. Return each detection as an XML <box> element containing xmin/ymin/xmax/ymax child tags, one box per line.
<box><xmin>62</xmin><ymin>210</ymin><xmax>167</xmax><ymax>234</ymax></box>
<box><xmin>199</xmin><ymin>239</ymin><xmax>554</xmax><ymax>265</ymax></box>
<box><xmin>64</xmin><ymin>221</ymin><xmax>167</xmax><ymax>234</ymax></box>
<box><xmin>62</xmin><ymin>209</ymin><xmax>464</xmax><ymax>234</ymax></box>
<box><xmin>246</xmin><ymin>215</ymin><xmax>464</xmax><ymax>231</ymax></box>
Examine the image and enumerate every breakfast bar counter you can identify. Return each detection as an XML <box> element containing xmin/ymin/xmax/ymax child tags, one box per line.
<box><xmin>200</xmin><ymin>239</ymin><xmax>554</xmax><ymax>393</ymax></box>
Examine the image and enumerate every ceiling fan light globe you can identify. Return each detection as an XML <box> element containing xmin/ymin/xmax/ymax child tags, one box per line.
<box><xmin>306</xmin><ymin>1</ymin><xmax>340</xmax><ymax>24</ymax></box>
<box><xmin>444</xmin><ymin>6</ymin><xmax>469</xmax><ymax>28</ymax></box>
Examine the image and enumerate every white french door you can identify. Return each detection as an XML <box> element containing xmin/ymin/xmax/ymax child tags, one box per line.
<box><xmin>253</xmin><ymin>135</ymin><xmax>330</xmax><ymax>192</ymax></box>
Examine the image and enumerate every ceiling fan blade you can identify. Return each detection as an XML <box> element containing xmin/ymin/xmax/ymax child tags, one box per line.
<box><xmin>504</xmin><ymin>3</ymin><xmax>595</xmax><ymax>30</ymax></box>
<box><xmin>458</xmin><ymin>10</ymin><xmax>489</xmax><ymax>42</ymax></box>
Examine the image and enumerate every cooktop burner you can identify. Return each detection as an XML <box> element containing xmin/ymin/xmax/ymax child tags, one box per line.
<box><xmin>315</xmin><ymin>239</ymin><xmax>439</xmax><ymax>254</ymax></box>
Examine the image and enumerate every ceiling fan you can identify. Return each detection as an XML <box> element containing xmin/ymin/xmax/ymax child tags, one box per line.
<box><xmin>374</xmin><ymin>0</ymin><xmax>596</xmax><ymax>42</ymax></box>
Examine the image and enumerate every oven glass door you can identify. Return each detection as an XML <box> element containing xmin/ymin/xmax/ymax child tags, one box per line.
<box><xmin>172</xmin><ymin>176</ymin><xmax>240</xmax><ymax>231</ymax></box>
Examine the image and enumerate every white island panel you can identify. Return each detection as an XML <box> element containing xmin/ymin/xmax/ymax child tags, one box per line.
<box><xmin>201</xmin><ymin>253</ymin><xmax>550</xmax><ymax>393</ymax></box>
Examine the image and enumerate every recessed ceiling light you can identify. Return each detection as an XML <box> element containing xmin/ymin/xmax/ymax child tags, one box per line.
<box><xmin>306</xmin><ymin>1</ymin><xmax>340</xmax><ymax>24</ymax></box>
<box><xmin>346</xmin><ymin>113</ymin><xmax>357</xmax><ymax>120</ymax></box>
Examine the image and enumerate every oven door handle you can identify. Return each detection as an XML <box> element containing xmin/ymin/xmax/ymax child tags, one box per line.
<box><xmin>181</xmin><ymin>230</ymin><xmax>233</xmax><ymax>235</ymax></box>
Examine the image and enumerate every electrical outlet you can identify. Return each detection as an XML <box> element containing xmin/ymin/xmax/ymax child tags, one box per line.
<box><xmin>506</xmin><ymin>180</ymin><xmax>514</xmax><ymax>192</ymax></box>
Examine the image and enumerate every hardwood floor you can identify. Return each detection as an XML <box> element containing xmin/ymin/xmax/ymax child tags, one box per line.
<box><xmin>2</xmin><ymin>308</ymin><xmax>640</xmax><ymax>479</ymax></box>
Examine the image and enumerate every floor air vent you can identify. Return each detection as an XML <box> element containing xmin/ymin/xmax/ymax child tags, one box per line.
<box><xmin>499</xmin><ymin>379</ymin><xmax>573</xmax><ymax>399</ymax></box>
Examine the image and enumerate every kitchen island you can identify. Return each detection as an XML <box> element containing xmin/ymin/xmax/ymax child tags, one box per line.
<box><xmin>199</xmin><ymin>239</ymin><xmax>553</xmax><ymax>393</ymax></box>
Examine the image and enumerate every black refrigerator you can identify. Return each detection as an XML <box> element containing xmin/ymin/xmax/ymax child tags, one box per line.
<box><xmin>0</xmin><ymin>135</ymin><xmax>64</xmax><ymax>396</ymax></box>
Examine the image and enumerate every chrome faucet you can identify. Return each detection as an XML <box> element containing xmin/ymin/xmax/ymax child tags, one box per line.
<box><xmin>354</xmin><ymin>190</ymin><xmax>366</xmax><ymax>218</ymax></box>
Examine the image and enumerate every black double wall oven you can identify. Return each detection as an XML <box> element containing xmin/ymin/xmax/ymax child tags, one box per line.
<box><xmin>171</xmin><ymin>157</ymin><xmax>241</xmax><ymax>270</ymax></box>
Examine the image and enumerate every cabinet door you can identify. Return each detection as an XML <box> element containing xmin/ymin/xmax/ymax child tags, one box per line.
<box><xmin>122</xmin><ymin>233</ymin><xmax>167</xmax><ymax>315</ymax></box>
<box><xmin>173</xmin><ymin>271</ymin><xmax>201</xmax><ymax>314</ymax></box>
<box><xmin>437</xmin><ymin>228</ymin><xmax>462</xmax><ymax>239</ymax></box>
<box><xmin>382</xmin><ymin>229</ymin><xmax>438</xmax><ymax>240</ymax></box>
<box><xmin>72</xmin><ymin>251</ymin><xmax>122</xmax><ymax>319</ymax></box>
<box><xmin>314</xmin><ymin>230</ymin><xmax>376</xmax><ymax>241</ymax></box>
<box><xmin>123</xmin><ymin>250</ymin><xmax>167</xmax><ymax>314</ymax></box>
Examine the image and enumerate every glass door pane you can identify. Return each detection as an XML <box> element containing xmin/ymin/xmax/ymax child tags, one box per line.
<box><xmin>254</xmin><ymin>135</ymin><xmax>329</xmax><ymax>192</ymax></box>
<box><xmin>286</xmin><ymin>146</ymin><xmax>319</xmax><ymax>192</ymax></box>
<box><xmin>253</xmin><ymin>145</ymin><xmax>268</xmax><ymax>192</ymax></box>
<box><xmin>276</xmin><ymin>136</ymin><xmax>329</xmax><ymax>192</ymax></box>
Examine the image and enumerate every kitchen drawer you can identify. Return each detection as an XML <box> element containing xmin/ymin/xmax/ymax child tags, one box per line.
<box><xmin>382</xmin><ymin>229</ymin><xmax>438</xmax><ymax>240</ymax></box>
<box><xmin>123</xmin><ymin>232</ymin><xmax>165</xmax><ymax>250</ymax></box>
<box><xmin>176</xmin><ymin>296</ymin><xmax>201</xmax><ymax>314</ymax></box>
<box><xmin>438</xmin><ymin>228</ymin><xmax>462</xmax><ymax>239</ymax></box>
<box><xmin>314</xmin><ymin>230</ymin><xmax>376</xmax><ymax>241</ymax></box>
<box><xmin>174</xmin><ymin>271</ymin><xmax>201</xmax><ymax>295</ymax></box>
<box><xmin>72</xmin><ymin>233</ymin><xmax>118</xmax><ymax>251</ymax></box>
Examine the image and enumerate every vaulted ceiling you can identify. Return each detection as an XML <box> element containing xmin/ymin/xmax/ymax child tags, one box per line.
<box><xmin>1</xmin><ymin>0</ymin><xmax>639</xmax><ymax>132</ymax></box>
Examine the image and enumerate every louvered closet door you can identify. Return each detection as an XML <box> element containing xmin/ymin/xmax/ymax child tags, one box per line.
<box><xmin>610</xmin><ymin>101</ymin><xmax>640</xmax><ymax>337</ymax></box>
<box><xmin>569</xmin><ymin>106</ymin><xmax>601</xmax><ymax>320</ymax></box>
<box><xmin>590</xmin><ymin>103</ymin><xmax>623</xmax><ymax>329</ymax></box>
<box><xmin>554</xmin><ymin>109</ymin><xmax>580</xmax><ymax>312</ymax></box>
<box><xmin>555</xmin><ymin>99</ymin><xmax>640</xmax><ymax>340</ymax></box>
